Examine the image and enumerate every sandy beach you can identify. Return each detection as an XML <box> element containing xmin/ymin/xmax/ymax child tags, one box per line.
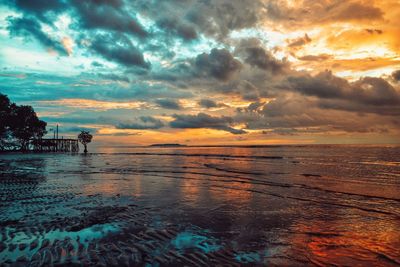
<box><xmin>1</xmin><ymin>145</ymin><xmax>400</xmax><ymax>266</ymax></box>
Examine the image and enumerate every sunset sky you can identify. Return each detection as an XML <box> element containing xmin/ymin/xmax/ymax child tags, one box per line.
<box><xmin>1</xmin><ymin>0</ymin><xmax>399</xmax><ymax>145</ymax></box>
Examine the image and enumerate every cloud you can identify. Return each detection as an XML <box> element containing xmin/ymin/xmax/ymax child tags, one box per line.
<box><xmin>298</xmin><ymin>54</ymin><xmax>332</xmax><ymax>61</ymax></box>
<box><xmin>2</xmin><ymin>0</ymin><xmax>400</xmax><ymax>142</ymax></box>
<box><xmin>287</xmin><ymin>71</ymin><xmax>400</xmax><ymax>109</ymax></box>
<box><xmin>287</xmin><ymin>71</ymin><xmax>349</xmax><ymax>99</ymax></box>
<box><xmin>61</xmin><ymin>37</ymin><xmax>73</xmax><ymax>55</ymax></box>
<box><xmin>155</xmin><ymin>99</ymin><xmax>182</xmax><ymax>110</ymax></box>
<box><xmin>70</xmin><ymin>0</ymin><xmax>148</xmax><ymax>38</ymax></box>
<box><xmin>88</xmin><ymin>33</ymin><xmax>150</xmax><ymax>69</ymax></box>
<box><xmin>186</xmin><ymin>0</ymin><xmax>265</xmax><ymax>38</ymax></box>
<box><xmin>392</xmin><ymin>70</ymin><xmax>400</xmax><ymax>81</ymax></box>
<box><xmin>365</xmin><ymin>29</ymin><xmax>383</xmax><ymax>35</ymax></box>
<box><xmin>236</xmin><ymin>93</ymin><xmax>399</xmax><ymax>134</ymax></box>
<box><xmin>5</xmin><ymin>0</ymin><xmax>67</xmax><ymax>24</ymax></box>
<box><xmin>98</xmin><ymin>73</ymin><xmax>129</xmax><ymax>83</ymax></box>
<box><xmin>198</xmin><ymin>99</ymin><xmax>218</xmax><ymax>109</ymax></box>
<box><xmin>288</xmin><ymin>34</ymin><xmax>311</xmax><ymax>48</ymax></box>
<box><xmin>116</xmin><ymin>116</ymin><xmax>164</xmax><ymax>129</ymax></box>
<box><xmin>133</xmin><ymin>0</ymin><xmax>265</xmax><ymax>39</ymax></box>
<box><xmin>198</xmin><ymin>99</ymin><xmax>228</xmax><ymax>109</ymax></box>
<box><xmin>194</xmin><ymin>48</ymin><xmax>242</xmax><ymax>81</ymax></box>
<box><xmin>350</xmin><ymin>77</ymin><xmax>400</xmax><ymax>106</ymax></box>
<box><xmin>236</xmin><ymin>39</ymin><xmax>287</xmax><ymax>74</ymax></box>
<box><xmin>266</xmin><ymin>0</ymin><xmax>384</xmax><ymax>26</ymax></box>
<box><xmin>91</xmin><ymin>61</ymin><xmax>103</xmax><ymax>67</ymax></box>
<box><xmin>62</xmin><ymin>126</ymin><xmax>98</xmax><ymax>133</ymax></box>
<box><xmin>0</xmin><ymin>72</ymin><xmax>191</xmax><ymax>103</ymax></box>
<box><xmin>244</xmin><ymin>47</ymin><xmax>284</xmax><ymax>73</ymax></box>
<box><xmin>156</xmin><ymin>17</ymin><xmax>197</xmax><ymax>41</ymax></box>
<box><xmin>170</xmin><ymin>113</ymin><xmax>246</xmax><ymax>134</ymax></box>
<box><xmin>330</xmin><ymin>2</ymin><xmax>384</xmax><ymax>22</ymax></box>
<box><xmin>7</xmin><ymin>16</ymin><xmax>69</xmax><ymax>56</ymax></box>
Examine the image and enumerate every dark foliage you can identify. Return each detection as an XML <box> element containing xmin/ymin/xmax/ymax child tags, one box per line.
<box><xmin>0</xmin><ymin>93</ymin><xmax>47</xmax><ymax>151</ymax></box>
<box><xmin>78</xmin><ymin>130</ymin><xmax>93</xmax><ymax>153</ymax></box>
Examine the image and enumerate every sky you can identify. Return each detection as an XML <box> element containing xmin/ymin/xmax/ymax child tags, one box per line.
<box><xmin>0</xmin><ymin>0</ymin><xmax>399</xmax><ymax>146</ymax></box>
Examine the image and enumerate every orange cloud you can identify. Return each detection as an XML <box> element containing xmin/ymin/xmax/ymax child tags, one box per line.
<box><xmin>36</xmin><ymin>98</ymin><xmax>153</xmax><ymax>111</ymax></box>
<box><xmin>61</xmin><ymin>37</ymin><xmax>74</xmax><ymax>56</ymax></box>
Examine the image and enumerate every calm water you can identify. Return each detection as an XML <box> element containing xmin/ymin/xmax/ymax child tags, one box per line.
<box><xmin>0</xmin><ymin>145</ymin><xmax>399</xmax><ymax>266</ymax></box>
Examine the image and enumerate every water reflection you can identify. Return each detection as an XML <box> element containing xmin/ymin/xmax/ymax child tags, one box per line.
<box><xmin>0</xmin><ymin>145</ymin><xmax>399</xmax><ymax>265</ymax></box>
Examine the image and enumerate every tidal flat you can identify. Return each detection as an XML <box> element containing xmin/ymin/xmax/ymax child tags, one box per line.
<box><xmin>1</xmin><ymin>145</ymin><xmax>399</xmax><ymax>266</ymax></box>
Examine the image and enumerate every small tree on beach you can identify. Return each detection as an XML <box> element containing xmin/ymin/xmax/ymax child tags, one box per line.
<box><xmin>78</xmin><ymin>131</ymin><xmax>93</xmax><ymax>153</ymax></box>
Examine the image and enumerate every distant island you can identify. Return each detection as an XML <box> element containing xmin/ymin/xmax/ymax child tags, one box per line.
<box><xmin>149</xmin><ymin>143</ymin><xmax>187</xmax><ymax>147</ymax></box>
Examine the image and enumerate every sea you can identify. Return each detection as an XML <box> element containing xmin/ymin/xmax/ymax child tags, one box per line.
<box><xmin>0</xmin><ymin>145</ymin><xmax>399</xmax><ymax>266</ymax></box>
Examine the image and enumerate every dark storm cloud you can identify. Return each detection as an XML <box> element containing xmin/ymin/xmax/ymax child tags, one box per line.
<box><xmin>239</xmin><ymin>81</ymin><xmax>262</xmax><ymax>101</ymax></box>
<box><xmin>154</xmin><ymin>99</ymin><xmax>182</xmax><ymax>110</ymax></box>
<box><xmin>392</xmin><ymin>70</ymin><xmax>400</xmax><ymax>81</ymax></box>
<box><xmin>215</xmin><ymin>80</ymin><xmax>262</xmax><ymax>101</ymax></box>
<box><xmin>5</xmin><ymin>0</ymin><xmax>67</xmax><ymax>24</ymax></box>
<box><xmin>8</xmin><ymin>0</ymin><xmax>66</xmax><ymax>13</ymax></box>
<box><xmin>287</xmin><ymin>71</ymin><xmax>400</xmax><ymax>109</ymax></box>
<box><xmin>189</xmin><ymin>0</ymin><xmax>266</xmax><ymax>39</ymax></box>
<box><xmin>244</xmin><ymin>47</ymin><xmax>283</xmax><ymax>72</ymax></box>
<box><xmin>287</xmin><ymin>71</ymin><xmax>348</xmax><ymax>99</ymax></box>
<box><xmin>70</xmin><ymin>0</ymin><xmax>148</xmax><ymax>38</ymax></box>
<box><xmin>195</xmin><ymin>48</ymin><xmax>242</xmax><ymax>81</ymax></box>
<box><xmin>317</xmin><ymin>98</ymin><xmax>400</xmax><ymax>116</ymax></box>
<box><xmin>88</xmin><ymin>33</ymin><xmax>150</xmax><ymax>69</ymax></box>
<box><xmin>156</xmin><ymin>17</ymin><xmax>197</xmax><ymax>41</ymax></box>
<box><xmin>133</xmin><ymin>0</ymin><xmax>265</xmax><ymax>39</ymax></box>
<box><xmin>236</xmin><ymin>39</ymin><xmax>287</xmax><ymax>74</ymax></box>
<box><xmin>198</xmin><ymin>99</ymin><xmax>218</xmax><ymax>109</ymax></box>
<box><xmin>7</xmin><ymin>16</ymin><xmax>68</xmax><ymax>56</ymax></box>
<box><xmin>170</xmin><ymin>113</ymin><xmax>246</xmax><ymax>134</ymax></box>
<box><xmin>350</xmin><ymin>77</ymin><xmax>400</xmax><ymax>106</ymax></box>
<box><xmin>236</xmin><ymin>94</ymin><xmax>399</xmax><ymax>133</ymax></box>
<box><xmin>116</xmin><ymin>116</ymin><xmax>164</xmax><ymax>129</ymax></box>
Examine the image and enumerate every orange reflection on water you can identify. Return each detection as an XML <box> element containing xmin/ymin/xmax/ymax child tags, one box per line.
<box><xmin>288</xmin><ymin>214</ymin><xmax>400</xmax><ymax>266</ymax></box>
<box><xmin>208</xmin><ymin>180</ymin><xmax>253</xmax><ymax>206</ymax></box>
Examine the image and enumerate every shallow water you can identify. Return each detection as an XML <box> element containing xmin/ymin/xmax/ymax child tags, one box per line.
<box><xmin>1</xmin><ymin>145</ymin><xmax>399</xmax><ymax>266</ymax></box>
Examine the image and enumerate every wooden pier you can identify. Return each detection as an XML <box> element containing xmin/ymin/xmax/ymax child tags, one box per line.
<box><xmin>30</xmin><ymin>138</ymin><xmax>79</xmax><ymax>152</ymax></box>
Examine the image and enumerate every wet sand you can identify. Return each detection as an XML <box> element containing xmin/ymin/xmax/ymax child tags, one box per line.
<box><xmin>1</xmin><ymin>145</ymin><xmax>400</xmax><ymax>266</ymax></box>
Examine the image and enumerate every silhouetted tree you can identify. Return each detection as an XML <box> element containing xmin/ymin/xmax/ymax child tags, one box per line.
<box><xmin>9</xmin><ymin>105</ymin><xmax>47</xmax><ymax>151</ymax></box>
<box><xmin>0</xmin><ymin>94</ymin><xmax>12</xmax><ymax>149</ymax></box>
<box><xmin>0</xmin><ymin>94</ymin><xmax>47</xmax><ymax>151</ymax></box>
<box><xmin>78</xmin><ymin>131</ymin><xmax>93</xmax><ymax>153</ymax></box>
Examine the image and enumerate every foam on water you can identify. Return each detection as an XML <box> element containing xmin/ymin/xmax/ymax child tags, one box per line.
<box><xmin>172</xmin><ymin>232</ymin><xmax>221</xmax><ymax>254</ymax></box>
<box><xmin>0</xmin><ymin>223</ymin><xmax>121</xmax><ymax>262</ymax></box>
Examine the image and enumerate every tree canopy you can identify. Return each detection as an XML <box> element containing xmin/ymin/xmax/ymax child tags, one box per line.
<box><xmin>0</xmin><ymin>93</ymin><xmax>47</xmax><ymax>151</ymax></box>
<box><xmin>78</xmin><ymin>131</ymin><xmax>93</xmax><ymax>153</ymax></box>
